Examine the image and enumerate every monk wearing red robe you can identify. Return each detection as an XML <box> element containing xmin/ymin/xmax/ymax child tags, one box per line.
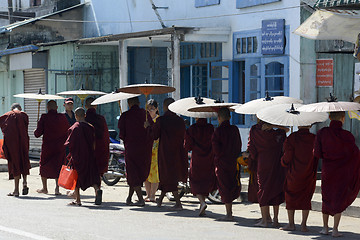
<box><xmin>65</xmin><ymin>107</ymin><xmax>102</xmax><ymax>206</ymax></box>
<box><xmin>85</xmin><ymin>97</ymin><xmax>110</xmax><ymax>178</ymax></box>
<box><xmin>280</xmin><ymin>126</ymin><xmax>318</xmax><ymax>232</ymax></box>
<box><xmin>0</xmin><ymin>103</ymin><xmax>31</xmax><ymax>197</ymax></box>
<box><xmin>314</xmin><ymin>111</ymin><xmax>360</xmax><ymax>237</ymax></box>
<box><xmin>34</xmin><ymin>100</ymin><xmax>70</xmax><ymax>195</ymax></box>
<box><xmin>145</xmin><ymin>98</ymin><xmax>187</xmax><ymax>210</ymax></box>
<box><xmin>248</xmin><ymin>121</ymin><xmax>286</xmax><ymax>227</ymax></box>
<box><xmin>212</xmin><ymin>108</ymin><xmax>241</xmax><ymax>221</ymax></box>
<box><xmin>119</xmin><ymin>97</ymin><xmax>153</xmax><ymax>206</ymax></box>
<box><xmin>184</xmin><ymin>118</ymin><xmax>215</xmax><ymax>216</ymax></box>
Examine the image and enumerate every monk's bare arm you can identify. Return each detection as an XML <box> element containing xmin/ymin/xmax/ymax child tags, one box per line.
<box><xmin>34</xmin><ymin>115</ymin><xmax>44</xmax><ymax>138</ymax></box>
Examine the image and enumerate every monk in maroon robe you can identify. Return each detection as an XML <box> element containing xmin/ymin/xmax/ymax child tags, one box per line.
<box><xmin>212</xmin><ymin>108</ymin><xmax>241</xmax><ymax>221</ymax></box>
<box><xmin>145</xmin><ymin>98</ymin><xmax>187</xmax><ymax>210</ymax></box>
<box><xmin>184</xmin><ymin>118</ymin><xmax>215</xmax><ymax>216</ymax></box>
<box><xmin>0</xmin><ymin>103</ymin><xmax>31</xmax><ymax>197</ymax></box>
<box><xmin>314</xmin><ymin>111</ymin><xmax>360</xmax><ymax>237</ymax></box>
<box><xmin>85</xmin><ymin>97</ymin><xmax>110</xmax><ymax>177</ymax></box>
<box><xmin>65</xmin><ymin>107</ymin><xmax>102</xmax><ymax>206</ymax></box>
<box><xmin>119</xmin><ymin>97</ymin><xmax>153</xmax><ymax>206</ymax></box>
<box><xmin>248</xmin><ymin>121</ymin><xmax>286</xmax><ymax>227</ymax></box>
<box><xmin>280</xmin><ymin>126</ymin><xmax>318</xmax><ymax>232</ymax></box>
<box><xmin>34</xmin><ymin>100</ymin><xmax>70</xmax><ymax>195</ymax></box>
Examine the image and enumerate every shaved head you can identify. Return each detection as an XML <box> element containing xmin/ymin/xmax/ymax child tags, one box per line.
<box><xmin>163</xmin><ymin>97</ymin><xmax>174</xmax><ymax>112</ymax></box>
<box><xmin>127</xmin><ymin>97</ymin><xmax>140</xmax><ymax>107</ymax></box>
<box><xmin>329</xmin><ymin>111</ymin><xmax>345</xmax><ymax>121</ymax></box>
<box><xmin>75</xmin><ymin>107</ymin><xmax>86</xmax><ymax>121</ymax></box>
<box><xmin>218</xmin><ymin>107</ymin><xmax>231</xmax><ymax>120</ymax></box>
<box><xmin>47</xmin><ymin>100</ymin><xmax>57</xmax><ymax>111</ymax></box>
<box><xmin>11</xmin><ymin>103</ymin><xmax>22</xmax><ymax>111</ymax></box>
<box><xmin>85</xmin><ymin>97</ymin><xmax>95</xmax><ymax>109</ymax></box>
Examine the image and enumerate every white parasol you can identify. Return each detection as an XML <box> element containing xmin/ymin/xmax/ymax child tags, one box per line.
<box><xmin>168</xmin><ymin>96</ymin><xmax>217</xmax><ymax>118</ymax></box>
<box><xmin>188</xmin><ymin>102</ymin><xmax>240</xmax><ymax>113</ymax></box>
<box><xmin>91</xmin><ymin>89</ymin><xmax>140</xmax><ymax>114</ymax></box>
<box><xmin>14</xmin><ymin>88</ymin><xmax>64</xmax><ymax>120</ymax></box>
<box><xmin>57</xmin><ymin>85</ymin><xmax>106</xmax><ymax>105</ymax></box>
<box><xmin>257</xmin><ymin>103</ymin><xmax>328</xmax><ymax>127</ymax></box>
<box><xmin>298</xmin><ymin>94</ymin><xmax>360</xmax><ymax>112</ymax></box>
<box><xmin>233</xmin><ymin>92</ymin><xmax>303</xmax><ymax>115</ymax></box>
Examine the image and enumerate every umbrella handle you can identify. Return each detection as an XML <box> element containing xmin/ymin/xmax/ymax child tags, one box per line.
<box><xmin>145</xmin><ymin>94</ymin><xmax>148</xmax><ymax>122</ymax></box>
<box><xmin>36</xmin><ymin>99</ymin><xmax>43</xmax><ymax>121</ymax></box>
<box><xmin>118</xmin><ymin>100</ymin><xmax>122</xmax><ymax>114</ymax></box>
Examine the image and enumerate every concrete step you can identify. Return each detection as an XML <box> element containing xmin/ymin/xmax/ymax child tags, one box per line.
<box><xmin>0</xmin><ymin>158</ymin><xmax>39</xmax><ymax>172</ymax></box>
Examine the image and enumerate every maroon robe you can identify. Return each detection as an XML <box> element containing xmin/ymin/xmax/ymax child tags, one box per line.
<box><xmin>0</xmin><ymin>110</ymin><xmax>31</xmax><ymax>179</ymax></box>
<box><xmin>118</xmin><ymin>105</ymin><xmax>153</xmax><ymax>187</ymax></box>
<box><xmin>248</xmin><ymin>124</ymin><xmax>286</xmax><ymax>207</ymax></box>
<box><xmin>184</xmin><ymin>118</ymin><xmax>215</xmax><ymax>196</ymax></box>
<box><xmin>281</xmin><ymin>128</ymin><xmax>318</xmax><ymax>210</ymax></box>
<box><xmin>314</xmin><ymin>120</ymin><xmax>360</xmax><ymax>216</ymax></box>
<box><xmin>150</xmin><ymin>110</ymin><xmax>187</xmax><ymax>192</ymax></box>
<box><xmin>34</xmin><ymin>110</ymin><xmax>70</xmax><ymax>179</ymax></box>
<box><xmin>85</xmin><ymin>108</ymin><xmax>110</xmax><ymax>175</ymax></box>
<box><xmin>65</xmin><ymin>122</ymin><xmax>100</xmax><ymax>191</ymax></box>
<box><xmin>212</xmin><ymin>120</ymin><xmax>241</xmax><ymax>204</ymax></box>
<box><xmin>247</xmin><ymin>123</ymin><xmax>261</xmax><ymax>203</ymax></box>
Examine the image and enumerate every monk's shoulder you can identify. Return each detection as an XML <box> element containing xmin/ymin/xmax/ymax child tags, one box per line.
<box><xmin>341</xmin><ymin>129</ymin><xmax>356</xmax><ymax>142</ymax></box>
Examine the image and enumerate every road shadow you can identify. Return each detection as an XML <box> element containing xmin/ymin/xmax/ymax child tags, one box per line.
<box><xmin>81</xmin><ymin>201</ymin><xmax>125</xmax><ymax>211</ymax></box>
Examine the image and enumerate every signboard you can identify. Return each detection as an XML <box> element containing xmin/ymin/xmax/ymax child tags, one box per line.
<box><xmin>261</xmin><ymin>19</ymin><xmax>285</xmax><ymax>55</ymax></box>
<box><xmin>316</xmin><ymin>59</ymin><xmax>333</xmax><ymax>87</ymax></box>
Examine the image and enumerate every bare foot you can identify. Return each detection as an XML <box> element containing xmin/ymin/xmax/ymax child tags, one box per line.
<box><xmin>199</xmin><ymin>203</ymin><xmax>207</xmax><ymax>216</ymax></box>
<box><xmin>169</xmin><ymin>204</ymin><xmax>183</xmax><ymax>211</ymax></box>
<box><xmin>66</xmin><ymin>191</ymin><xmax>76</xmax><ymax>199</ymax></box>
<box><xmin>55</xmin><ymin>191</ymin><xmax>62</xmax><ymax>196</ymax></box>
<box><xmin>132</xmin><ymin>200</ymin><xmax>145</xmax><ymax>207</ymax></box>
<box><xmin>320</xmin><ymin>227</ymin><xmax>329</xmax><ymax>235</ymax></box>
<box><xmin>332</xmin><ymin>229</ymin><xmax>343</xmax><ymax>238</ymax></box>
<box><xmin>7</xmin><ymin>192</ymin><xmax>19</xmax><ymax>197</ymax></box>
<box><xmin>68</xmin><ymin>201</ymin><xmax>82</xmax><ymax>206</ymax></box>
<box><xmin>272</xmin><ymin>221</ymin><xmax>281</xmax><ymax>228</ymax></box>
<box><xmin>217</xmin><ymin>215</ymin><xmax>234</xmax><ymax>221</ymax></box>
<box><xmin>36</xmin><ymin>189</ymin><xmax>48</xmax><ymax>194</ymax></box>
<box><xmin>126</xmin><ymin>198</ymin><xmax>133</xmax><ymax>206</ymax></box>
<box><xmin>280</xmin><ymin>224</ymin><xmax>295</xmax><ymax>231</ymax></box>
<box><xmin>156</xmin><ymin>198</ymin><xmax>163</xmax><ymax>207</ymax></box>
<box><xmin>300</xmin><ymin>225</ymin><xmax>309</xmax><ymax>232</ymax></box>
<box><xmin>254</xmin><ymin>220</ymin><xmax>268</xmax><ymax>227</ymax></box>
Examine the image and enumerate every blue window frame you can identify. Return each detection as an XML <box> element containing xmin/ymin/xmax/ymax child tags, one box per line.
<box><xmin>236</xmin><ymin>0</ymin><xmax>281</xmax><ymax>9</ymax></box>
<box><xmin>233</xmin><ymin>27</ymin><xmax>289</xmax><ymax>127</ymax></box>
<box><xmin>195</xmin><ymin>0</ymin><xmax>220</xmax><ymax>8</ymax></box>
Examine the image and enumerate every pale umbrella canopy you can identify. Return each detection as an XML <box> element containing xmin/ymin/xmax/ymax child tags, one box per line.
<box><xmin>233</xmin><ymin>93</ymin><xmax>303</xmax><ymax>115</ymax></box>
<box><xmin>257</xmin><ymin>103</ymin><xmax>328</xmax><ymax>127</ymax></box>
<box><xmin>188</xmin><ymin>102</ymin><xmax>240</xmax><ymax>113</ymax></box>
<box><xmin>91</xmin><ymin>91</ymin><xmax>140</xmax><ymax>105</ymax></box>
<box><xmin>298</xmin><ymin>94</ymin><xmax>360</xmax><ymax>112</ymax></box>
<box><xmin>168</xmin><ymin>96</ymin><xmax>217</xmax><ymax>118</ymax></box>
<box><xmin>57</xmin><ymin>86</ymin><xmax>106</xmax><ymax>105</ymax></box>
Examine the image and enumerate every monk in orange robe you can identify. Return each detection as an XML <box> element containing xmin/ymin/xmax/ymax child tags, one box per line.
<box><xmin>34</xmin><ymin>100</ymin><xmax>70</xmax><ymax>195</ymax></box>
<box><xmin>212</xmin><ymin>108</ymin><xmax>241</xmax><ymax>221</ymax></box>
<box><xmin>280</xmin><ymin>126</ymin><xmax>318</xmax><ymax>232</ymax></box>
<box><xmin>0</xmin><ymin>103</ymin><xmax>31</xmax><ymax>197</ymax></box>
<box><xmin>145</xmin><ymin>98</ymin><xmax>188</xmax><ymax>210</ymax></box>
<box><xmin>184</xmin><ymin>118</ymin><xmax>215</xmax><ymax>216</ymax></box>
<box><xmin>65</xmin><ymin>107</ymin><xmax>102</xmax><ymax>206</ymax></box>
<box><xmin>314</xmin><ymin>111</ymin><xmax>360</xmax><ymax>237</ymax></box>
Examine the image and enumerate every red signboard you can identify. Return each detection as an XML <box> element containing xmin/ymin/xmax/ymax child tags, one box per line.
<box><xmin>316</xmin><ymin>59</ymin><xmax>333</xmax><ymax>87</ymax></box>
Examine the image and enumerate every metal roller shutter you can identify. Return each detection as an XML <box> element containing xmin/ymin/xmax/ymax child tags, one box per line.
<box><xmin>23</xmin><ymin>69</ymin><xmax>46</xmax><ymax>155</ymax></box>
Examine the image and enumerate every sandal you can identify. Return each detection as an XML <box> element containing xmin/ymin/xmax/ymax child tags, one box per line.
<box><xmin>68</xmin><ymin>201</ymin><xmax>82</xmax><ymax>206</ymax></box>
<box><xmin>7</xmin><ymin>192</ymin><xmax>19</xmax><ymax>197</ymax></box>
<box><xmin>95</xmin><ymin>189</ymin><xmax>102</xmax><ymax>205</ymax></box>
<box><xmin>22</xmin><ymin>186</ymin><xmax>29</xmax><ymax>195</ymax></box>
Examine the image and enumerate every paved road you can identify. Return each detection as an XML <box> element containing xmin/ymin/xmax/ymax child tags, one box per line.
<box><xmin>0</xmin><ymin>167</ymin><xmax>359</xmax><ymax>240</ymax></box>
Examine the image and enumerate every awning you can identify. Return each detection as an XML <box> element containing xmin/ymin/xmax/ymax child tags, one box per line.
<box><xmin>315</xmin><ymin>0</ymin><xmax>360</xmax><ymax>8</ymax></box>
<box><xmin>0</xmin><ymin>45</ymin><xmax>38</xmax><ymax>57</ymax></box>
<box><xmin>293</xmin><ymin>9</ymin><xmax>360</xmax><ymax>43</ymax></box>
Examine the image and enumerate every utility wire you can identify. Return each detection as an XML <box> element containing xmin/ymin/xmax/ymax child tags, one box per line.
<box><xmin>0</xmin><ymin>4</ymin><xmax>307</xmax><ymax>25</ymax></box>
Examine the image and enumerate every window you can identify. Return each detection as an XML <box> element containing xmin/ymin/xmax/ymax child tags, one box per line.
<box><xmin>180</xmin><ymin>42</ymin><xmax>221</xmax><ymax>62</ymax></box>
<box><xmin>195</xmin><ymin>0</ymin><xmax>220</xmax><ymax>8</ymax></box>
<box><xmin>31</xmin><ymin>0</ymin><xmax>42</xmax><ymax>6</ymax></box>
<box><xmin>236</xmin><ymin>0</ymin><xmax>281</xmax><ymax>9</ymax></box>
<box><xmin>236</xmin><ymin>37</ymin><xmax>258</xmax><ymax>54</ymax></box>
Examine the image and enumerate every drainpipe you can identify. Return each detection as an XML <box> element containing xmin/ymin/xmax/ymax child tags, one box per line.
<box><xmin>7</xmin><ymin>0</ymin><xmax>14</xmax><ymax>24</ymax></box>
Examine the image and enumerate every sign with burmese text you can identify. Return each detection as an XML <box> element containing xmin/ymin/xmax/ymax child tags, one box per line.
<box><xmin>316</xmin><ymin>59</ymin><xmax>333</xmax><ymax>87</ymax></box>
<box><xmin>261</xmin><ymin>19</ymin><xmax>285</xmax><ymax>55</ymax></box>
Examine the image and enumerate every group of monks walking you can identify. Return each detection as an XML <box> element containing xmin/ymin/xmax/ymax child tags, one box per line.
<box><xmin>0</xmin><ymin>95</ymin><xmax>360</xmax><ymax>238</ymax></box>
